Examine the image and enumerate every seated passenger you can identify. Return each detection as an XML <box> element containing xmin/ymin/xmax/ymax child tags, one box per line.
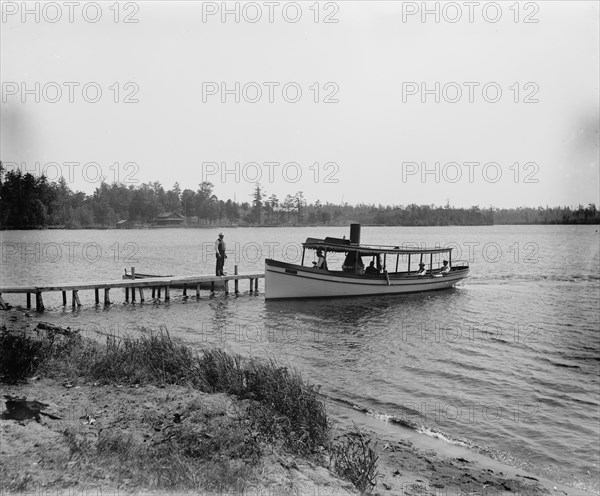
<box><xmin>365</xmin><ymin>261</ymin><xmax>379</xmax><ymax>275</ymax></box>
<box><xmin>417</xmin><ymin>263</ymin><xmax>427</xmax><ymax>276</ymax></box>
<box><xmin>441</xmin><ymin>260</ymin><xmax>450</xmax><ymax>274</ymax></box>
<box><xmin>314</xmin><ymin>250</ymin><xmax>328</xmax><ymax>270</ymax></box>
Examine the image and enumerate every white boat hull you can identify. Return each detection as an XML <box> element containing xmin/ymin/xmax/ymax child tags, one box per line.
<box><xmin>264</xmin><ymin>259</ymin><xmax>469</xmax><ymax>300</ymax></box>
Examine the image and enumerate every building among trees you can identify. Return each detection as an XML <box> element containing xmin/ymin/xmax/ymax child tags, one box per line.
<box><xmin>153</xmin><ymin>212</ymin><xmax>186</xmax><ymax>226</ymax></box>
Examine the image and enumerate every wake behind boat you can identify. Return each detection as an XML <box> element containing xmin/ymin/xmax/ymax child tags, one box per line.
<box><xmin>265</xmin><ymin>224</ymin><xmax>469</xmax><ymax>300</ymax></box>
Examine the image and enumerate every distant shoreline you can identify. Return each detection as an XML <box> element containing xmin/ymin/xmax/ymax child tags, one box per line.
<box><xmin>2</xmin><ymin>167</ymin><xmax>599</xmax><ymax>229</ymax></box>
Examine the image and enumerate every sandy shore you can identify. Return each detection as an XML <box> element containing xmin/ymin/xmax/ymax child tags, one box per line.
<box><xmin>333</xmin><ymin>403</ymin><xmax>595</xmax><ymax>496</ymax></box>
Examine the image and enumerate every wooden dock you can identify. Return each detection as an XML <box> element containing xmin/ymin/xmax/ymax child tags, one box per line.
<box><xmin>0</xmin><ymin>269</ymin><xmax>264</xmax><ymax>312</ymax></box>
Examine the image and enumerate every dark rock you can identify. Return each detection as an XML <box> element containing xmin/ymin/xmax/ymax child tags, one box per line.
<box><xmin>2</xmin><ymin>395</ymin><xmax>61</xmax><ymax>422</ymax></box>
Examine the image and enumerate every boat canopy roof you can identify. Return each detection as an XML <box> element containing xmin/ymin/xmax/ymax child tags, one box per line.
<box><xmin>302</xmin><ymin>237</ymin><xmax>452</xmax><ymax>255</ymax></box>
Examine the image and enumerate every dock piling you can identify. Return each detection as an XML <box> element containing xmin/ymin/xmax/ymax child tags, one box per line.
<box><xmin>36</xmin><ymin>292</ymin><xmax>44</xmax><ymax>312</ymax></box>
<box><xmin>234</xmin><ymin>266</ymin><xmax>239</xmax><ymax>294</ymax></box>
<box><xmin>72</xmin><ymin>290</ymin><xmax>81</xmax><ymax>307</ymax></box>
<box><xmin>131</xmin><ymin>267</ymin><xmax>136</xmax><ymax>302</ymax></box>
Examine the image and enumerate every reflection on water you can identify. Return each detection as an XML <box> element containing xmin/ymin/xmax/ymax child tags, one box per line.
<box><xmin>1</xmin><ymin>225</ymin><xmax>599</xmax><ymax>491</ymax></box>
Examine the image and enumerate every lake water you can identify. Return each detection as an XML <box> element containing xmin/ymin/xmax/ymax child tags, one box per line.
<box><xmin>1</xmin><ymin>225</ymin><xmax>599</xmax><ymax>492</ymax></box>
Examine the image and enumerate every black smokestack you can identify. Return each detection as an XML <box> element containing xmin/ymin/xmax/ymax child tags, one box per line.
<box><xmin>350</xmin><ymin>223</ymin><xmax>361</xmax><ymax>244</ymax></box>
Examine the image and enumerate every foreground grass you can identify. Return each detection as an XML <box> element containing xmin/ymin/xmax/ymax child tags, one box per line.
<box><xmin>0</xmin><ymin>328</ymin><xmax>379</xmax><ymax>494</ymax></box>
<box><xmin>57</xmin><ymin>391</ymin><xmax>261</xmax><ymax>492</ymax></box>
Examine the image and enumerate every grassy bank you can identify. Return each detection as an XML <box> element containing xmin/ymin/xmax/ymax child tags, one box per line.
<box><xmin>0</xmin><ymin>327</ymin><xmax>378</xmax><ymax>494</ymax></box>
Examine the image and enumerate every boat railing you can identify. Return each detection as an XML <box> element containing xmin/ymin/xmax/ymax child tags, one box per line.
<box><xmin>304</xmin><ymin>242</ymin><xmax>454</xmax><ymax>255</ymax></box>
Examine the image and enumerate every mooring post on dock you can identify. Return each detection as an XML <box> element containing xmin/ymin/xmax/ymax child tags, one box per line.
<box><xmin>234</xmin><ymin>266</ymin><xmax>239</xmax><ymax>294</ymax></box>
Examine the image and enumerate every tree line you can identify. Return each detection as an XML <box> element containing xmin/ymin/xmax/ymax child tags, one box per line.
<box><xmin>1</xmin><ymin>166</ymin><xmax>598</xmax><ymax>229</ymax></box>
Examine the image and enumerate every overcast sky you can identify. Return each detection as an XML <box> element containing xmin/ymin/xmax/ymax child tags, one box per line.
<box><xmin>1</xmin><ymin>0</ymin><xmax>598</xmax><ymax>208</ymax></box>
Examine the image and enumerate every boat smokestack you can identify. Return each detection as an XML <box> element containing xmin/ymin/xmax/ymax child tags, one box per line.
<box><xmin>350</xmin><ymin>223</ymin><xmax>361</xmax><ymax>244</ymax></box>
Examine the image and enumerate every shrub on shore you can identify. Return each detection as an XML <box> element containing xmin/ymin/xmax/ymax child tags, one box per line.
<box><xmin>88</xmin><ymin>331</ymin><xmax>199</xmax><ymax>385</ymax></box>
<box><xmin>196</xmin><ymin>348</ymin><xmax>330</xmax><ymax>454</ymax></box>
<box><xmin>332</xmin><ymin>429</ymin><xmax>380</xmax><ymax>495</ymax></box>
<box><xmin>0</xmin><ymin>332</ymin><xmax>50</xmax><ymax>383</ymax></box>
<box><xmin>0</xmin><ymin>328</ymin><xmax>85</xmax><ymax>383</ymax></box>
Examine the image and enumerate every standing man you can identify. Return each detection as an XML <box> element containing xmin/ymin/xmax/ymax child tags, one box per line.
<box><xmin>215</xmin><ymin>232</ymin><xmax>227</xmax><ymax>276</ymax></box>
